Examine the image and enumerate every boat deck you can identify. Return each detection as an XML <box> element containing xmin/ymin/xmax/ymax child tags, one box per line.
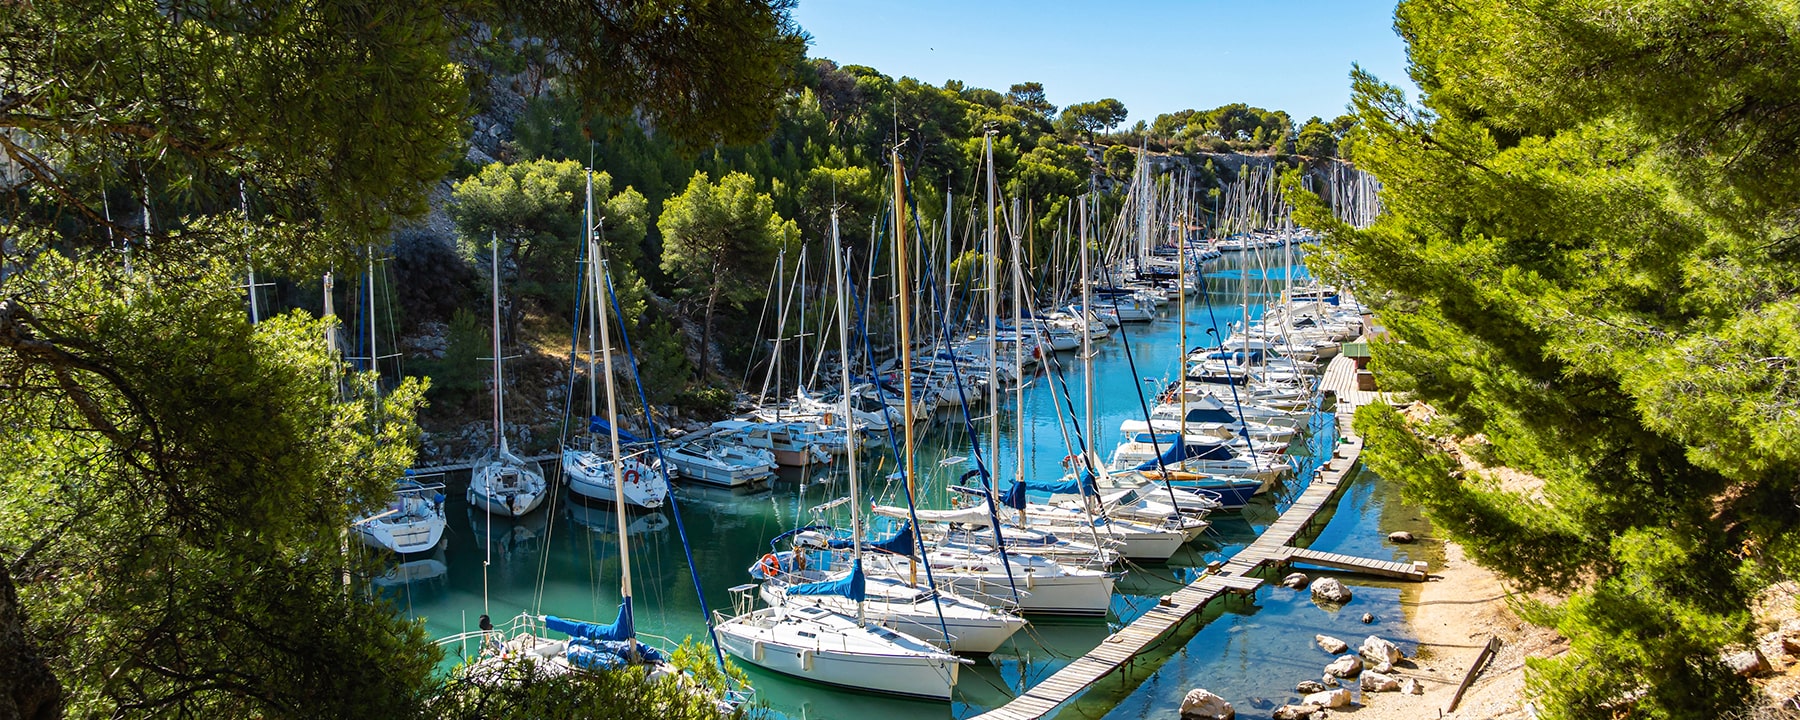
<box><xmin>970</xmin><ymin>353</ymin><xmax>1412</xmax><ymax>720</ymax></box>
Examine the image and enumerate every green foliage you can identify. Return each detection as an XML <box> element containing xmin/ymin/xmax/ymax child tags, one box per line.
<box><xmin>1056</xmin><ymin>98</ymin><xmax>1129</xmax><ymax>140</ymax></box>
<box><xmin>449</xmin><ymin>159</ymin><xmax>651</xmax><ymax>326</ymax></box>
<box><xmin>1006</xmin><ymin>82</ymin><xmax>1057</xmax><ymax>118</ymax></box>
<box><xmin>0</xmin><ymin>250</ymin><xmax>438</xmax><ymax>717</ymax></box>
<box><xmin>432</xmin><ymin>639</ymin><xmax>747</xmax><ymax>720</ymax></box>
<box><xmin>659</xmin><ymin>171</ymin><xmax>797</xmax><ymax>375</ymax></box>
<box><xmin>1294</xmin><ymin>1</ymin><xmax>1800</xmax><ymax>716</ymax></box>
<box><xmin>1103</xmin><ymin>144</ymin><xmax>1138</xmax><ymax>181</ymax></box>
<box><xmin>415</xmin><ymin>308</ymin><xmax>491</xmax><ymax>410</ymax></box>
<box><xmin>1295</xmin><ymin>117</ymin><xmax>1337</xmax><ymax>158</ymax></box>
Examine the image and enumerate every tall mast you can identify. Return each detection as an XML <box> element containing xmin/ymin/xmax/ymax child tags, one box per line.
<box><xmin>1179</xmin><ymin>178</ymin><xmax>1188</xmax><ymax>443</ymax></box>
<box><xmin>1080</xmin><ymin>196</ymin><xmax>1095</xmax><ymax>462</ymax></box>
<box><xmin>1012</xmin><ymin>199</ymin><xmax>1026</xmax><ymax>489</ymax></box>
<box><xmin>831</xmin><ymin>210</ymin><xmax>866</xmax><ymax>626</ymax></box>
<box><xmin>984</xmin><ymin>133</ymin><xmax>999</xmax><ymax>480</ymax></box>
<box><xmin>892</xmin><ymin>149</ymin><xmax>918</xmax><ymax>587</ymax></box>
<box><xmin>595</xmin><ymin>250</ymin><xmax>637</xmax><ymax>653</ymax></box>
<box><xmin>491</xmin><ymin>231</ymin><xmax>505</xmax><ymax>454</ymax></box>
<box><xmin>585</xmin><ymin>172</ymin><xmax>599</xmax><ymax>448</ymax></box>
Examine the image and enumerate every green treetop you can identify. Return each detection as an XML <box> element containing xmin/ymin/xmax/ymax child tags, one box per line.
<box><xmin>658</xmin><ymin>171</ymin><xmax>797</xmax><ymax>376</ymax></box>
<box><xmin>1292</xmin><ymin>1</ymin><xmax>1800</xmax><ymax>717</ymax></box>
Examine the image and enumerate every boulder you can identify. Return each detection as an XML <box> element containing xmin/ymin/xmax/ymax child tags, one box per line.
<box><xmin>1760</xmin><ymin>631</ymin><xmax>1788</xmax><ymax>665</ymax></box>
<box><xmin>1361</xmin><ymin>670</ymin><xmax>1400</xmax><ymax>692</ymax></box>
<box><xmin>1324</xmin><ymin>654</ymin><xmax>1363</xmax><ymax>678</ymax></box>
<box><xmin>1722</xmin><ymin>647</ymin><xmax>1772</xmax><ymax>678</ymax></box>
<box><xmin>1302</xmin><ymin>688</ymin><xmax>1353</xmax><ymax>708</ymax></box>
<box><xmin>1179</xmin><ymin>688</ymin><xmax>1235</xmax><ymax>720</ymax></box>
<box><xmin>1316</xmin><ymin>634</ymin><xmax>1349</xmax><ymax>654</ymax></box>
<box><xmin>1373</xmin><ymin>660</ymin><xmax>1394</xmax><ymax>674</ymax></box>
<box><xmin>1400</xmin><ymin>678</ymin><xmax>1425</xmax><ymax>695</ymax></box>
<box><xmin>1295</xmin><ymin>680</ymin><xmax>1327</xmax><ymax>694</ymax></box>
<box><xmin>1388</xmin><ymin>531</ymin><xmax>1415</xmax><ymax>543</ymax></box>
<box><xmin>1310</xmin><ymin>577</ymin><xmax>1353</xmax><ymax>604</ymax></box>
<box><xmin>1321</xmin><ymin>674</ymin><xmax>1338</xmax><ymax>687</ymax></box>
<box><xmin>1361</xmin><ymin>612</ymin><xmax>1376</xmax><ymax>624</ymax></box>
<box><xmin>1272</xmin><ymin>703</ymin><xmax>1324</xmax><ymax>720</ymax></box>
<box><xmin>1360</xmin><ymin>635</ymin><xmax>1403</xmax><ymax>665</ymax></box>
<box><xmin>1282</xmin><ymin>572</ymin><xmax>1311</xmax><ymax>589</ymax></box>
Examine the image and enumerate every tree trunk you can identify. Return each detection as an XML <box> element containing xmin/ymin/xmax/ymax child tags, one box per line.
<box><xmin>699</xmin><ymin>260</ymin><xmax>722</xmax><ymax>378</ymax></box>
<box><xmin>0</xmin><ymin>564</ymin><xmax>61</xmax><ymax>720</ymax></box>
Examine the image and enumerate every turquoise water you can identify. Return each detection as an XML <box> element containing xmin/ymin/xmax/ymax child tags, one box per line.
<box><xmin>377</xmin><ymin>249</ymin><xmax>1439</xmax><ymax>720</ymax></box>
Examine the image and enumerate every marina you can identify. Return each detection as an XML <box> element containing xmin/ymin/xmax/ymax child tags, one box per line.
<box><xmin>376</xmin><ymin>235</ymin><xmax>1438</xmax><ymax>720</ymax></box>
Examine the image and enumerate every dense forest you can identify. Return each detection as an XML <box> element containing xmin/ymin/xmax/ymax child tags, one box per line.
<box><xmin>1297</xmin><ymin>0</ymin><xmax>1800</xmax><ymax>718</ymax></box>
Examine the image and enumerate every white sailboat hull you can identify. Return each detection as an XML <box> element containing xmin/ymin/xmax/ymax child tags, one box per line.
<box><xmin>715</xmin><ymin>607</ymin><xmax>961</xmax><ymax>700</ymax></box>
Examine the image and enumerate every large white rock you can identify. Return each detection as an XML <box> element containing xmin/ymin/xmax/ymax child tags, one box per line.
<box><xmin>1361</xmin><ymin>670</ymin><xmax>1400</xmax><ymax>692</ymax></box>
<box><xmin>1360</xmin><ymin>635</ymin><xmax>1403</xmax><ymax>665</ymax></box>
<box><xmin>1316</xmin><ymin>634</ymin><xmax>1349</xmax><ymax>654</ymax></box>
<box><xmin>1311</xmin><ymin>577</ymin><xmax>1353</xmax><ymax>604</ymax></box>
<box><xmin>1324</xmin><ymin>654</ymin><xmax>1364</xmax><ymax>678</ymax></box>
<box><xmin>1272</xmin><ymin>703</ymin><xmax>1323</xmax><ymax>720</ymax></box>
<box><xmin>1302</xmin><ymin>688</ymin><xmax>1353</xmax><ymax>708</ymax></box>
<box><xmin>1722</xmin><ymin>647</ymin><xmax>1772</xmax><ymax>678</ymax></box>
<box><xmin>1180</xmin><ymin>688</ymin><xmax>1235</xmax><ymax>720</ymax></box>
<box><xmin>1400</xmin><ymin>678</ymin><xmax>1425</xmax><ymax>695</ymax></box>
<box><xmin>1283</xmin><ymin>572</ymin><xmax>1311</xmax><ymax>589</ymax></box>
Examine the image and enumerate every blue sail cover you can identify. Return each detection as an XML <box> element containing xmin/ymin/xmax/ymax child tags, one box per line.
<box><xmin>787</xmin><ymin>558</ymin><xmax>866</xmax><ymax>602</ymax></box>
<box><xmin>1002</xmin><ymin>472</ymin><xmax>1098</xmax><ymax>509</ymax></box>
<box><xmin>1184</xmin><ymin>406</ymin><xmax>1240</xmax><ymax>424</ymax></box>
<box><xmin>1133</xmin><ymin>438</ymin><xmax>1236</xmax><ymax>471</ymax></box>
<box><xmin>827</xmin><ymin>522</ymin><xmax>916</xmax><ymax>557</ymax></box>
<box><xmin>587</xmin><ymin>417</ymin><xmax>646</xmax><ymax>444</ymax></box>
<box><xmin>565</xmin><ymin>639</ymin><xmax>670</xmax><ymax>669</ymax></box>
<box><xmin>546</xmin><ymin>599</ymin><xmax>634</xmax><ymax>643</ymax></box>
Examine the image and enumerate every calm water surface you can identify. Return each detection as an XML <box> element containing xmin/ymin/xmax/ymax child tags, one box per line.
<box><xmin>377</xmin><ymin>249</ymin><xmax>1440</xmax><ymax>720</ymax></box>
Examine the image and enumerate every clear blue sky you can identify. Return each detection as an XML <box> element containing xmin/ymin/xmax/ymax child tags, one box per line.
<box><xmin>791</xmin><ymin>0</ymin><xmax>1416</xmax><ymax>125</ymax></box>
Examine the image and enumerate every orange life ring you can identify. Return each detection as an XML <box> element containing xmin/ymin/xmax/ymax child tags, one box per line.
<box><xmin>1060</xmin><ymin>454</ymin><xmax>1080</xmax><ymax>468</ymax></box>
<box><xmin>624</xmin><ymin>468</ymin><xmax>641</xmax><ymax>484</ymax></box>
<box><xmin>759</xmin><ymin>553</ymin><xmax>781</xmax><ymax>577</ymax></box>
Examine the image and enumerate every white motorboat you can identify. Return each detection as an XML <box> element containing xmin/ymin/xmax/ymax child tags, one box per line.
<box><xmin>663</xmin><ymin>436</ymin><xmax>777</xmax><ymax>487</ymax></box>
<box><xmin>562</xmin><ymin>447</ymin><xmax>667</xmax><ymax>509</ymax></box>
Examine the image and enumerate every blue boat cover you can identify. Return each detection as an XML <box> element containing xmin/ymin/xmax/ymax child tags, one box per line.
<box><xmin>828</xmin><ymin>522</ymin><xmax>916</xmax><ymax>557</ymax></box>
<box><xmin>546</xmin><ymin>599</ymin><xmax>634</xmax><ymax>643</ymax></box>
<box><xmin>787</xmin><ymin>558</ymin><xmax>866</xmax><ymax>602</ymax></box>
<box><xmin>587</xmin><ymin>417</ymin><xmax>646</xmax><ymax>444</ymax></box>
<box><xmin>1001</xmin><ymin>472</ymin><xmax>1098</xmax><ymax>509</ymax></box>
<box><xmin>1133</xmin><ymin>438</ymin><xmax>1237</xmax><ymax>471</ymax></box>
<box><xmin>1183</xmin><ymin>406</ymin><xmax>1240</xmax><ymax>424</ymax></box>
<box><xmin>565</xmin><ymin>638</ymin><xmax>669</xmax><ymax>669</ymax></box>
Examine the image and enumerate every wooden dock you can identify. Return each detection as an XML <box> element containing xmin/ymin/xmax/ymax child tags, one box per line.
<box><xmin>970</xmin><ymin>353</ymin><xmax>1414</xmax><ymax>720</ymax></box>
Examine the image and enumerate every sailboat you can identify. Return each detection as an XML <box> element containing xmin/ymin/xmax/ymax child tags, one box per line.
<box><xmin>714</xmin><ymin>190</ymin><xmax>965</xmax><ymax>701</ymax></box>
<box><xmin>448</xmin><ymin>230</ymin><xmax>737</xmax><ymax>713</ymax></box>
<box><xmin>341</xmin><ymin>255</ymin><xmax>451</xmax><ymax>554</ymax></box>
<box><xmin>561</xmin><ymin>174</ymin><xmax>669</xmax><ymax>509</ymax></box>
<box><xmin>756</xmin><ymin>211</ymin><xmax>1027</xmax><ymax>655</ymax></box>
<box><xmin>468</xmin><ymin>232</ymin><xmax>548</xmax><ymax>518</ymax></box>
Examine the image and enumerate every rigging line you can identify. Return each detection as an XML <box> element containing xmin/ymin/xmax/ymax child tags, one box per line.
<box><xmin>902</xmin><ymin>181</ymin><xmax>1021</xmax><ymax>604</ymax></box>
<box><xmin>598</xmin><ymin>262</ymin><xmax>735</xmax><ymax>690</ymax></box>
<box><xmin>1196</xmin><ymin>267</ymin><xmax>1262</xmax><ymax>474</ymax></box>
<box><xmin>849</xmin><ymin>197</ymin><xmax>951</xmax><ymax>641</ymax></box>
<box><xmin>1097</xmin><ymin>262</ymin><xmax>1185</xmax><ymax>512</ymax></box>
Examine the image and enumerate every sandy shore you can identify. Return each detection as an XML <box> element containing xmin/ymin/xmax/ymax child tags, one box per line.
<box><xmin>1324</xmin><ymin>539</ymin><xmax>1564</xmax><ymax>720</ymax></box>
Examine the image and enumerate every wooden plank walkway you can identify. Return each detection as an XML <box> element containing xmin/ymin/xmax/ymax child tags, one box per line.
<box><xmin>1277</xmin><ymin>546</ymin><xmax>1429</xmax><ymax>581</ymax></box>
<box><xmin>971</xmin><ymin>351</ymin><xmax>1415</xmax><ymax>720</ymax></box>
